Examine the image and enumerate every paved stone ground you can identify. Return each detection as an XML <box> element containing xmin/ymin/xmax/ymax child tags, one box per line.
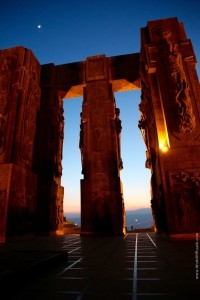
<box><xmin>0</xmin><ymin>233</ymin><xmax>199</xmax><ymax>299</ymax></box>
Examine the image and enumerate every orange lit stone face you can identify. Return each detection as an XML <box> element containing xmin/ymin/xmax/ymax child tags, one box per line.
<box><xmin>140</xmin><ymin>17</ymin><xmax>200</xmax><ymax>234</ymax></box>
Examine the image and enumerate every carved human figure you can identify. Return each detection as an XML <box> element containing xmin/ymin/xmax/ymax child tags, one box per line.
<box><xmin>55</xmin><ymin>104</ymin><xmax>64</xmax><ymax>178</ymax></box>
<box><xmin>167</xmin><ymin>44</ymin><xmax>195</xmax><ymax>133</ymax></box>
<box><xmin>79</xmin><ymin>112</ymin><xmax>86</xmax><ymax>175</ymax></box>
<box><xmin>138</xmin><ymin>98</ymin><xmax>148</xmax><ymax>146</ymax></box>
<box><xmin>175</xmin><ymin>79</ymin><xmax>196</xmax><ymax>133</ymax></box>
<box><xmin>115</xmin><ymin>108</ymin><xmax>123</xmax><ymax>170</ymax></box>
<box><xmin>168</xmin><ymin>44</ymin><xmax>183</xmax><ymax>83</ymax></box>
<box><xmin>55</xmin><ymin>197</ymin><xmax>63</xmax><ymax>228</ymax></box>
<box><xmin>156</xmin><ymin>29</ymin><xmax>195</xmax><ymax>133</ymax></box>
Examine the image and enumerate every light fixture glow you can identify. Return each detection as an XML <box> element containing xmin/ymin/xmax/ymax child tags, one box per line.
<box><xmin>159</xmin><ymin>139</ymin><xmax>169</xmax><ymax>153</ymax></box>
<box><xmin>160</xmin><ymin>145</ymin><xmax>169</xmax><ymax>152</ymax></box>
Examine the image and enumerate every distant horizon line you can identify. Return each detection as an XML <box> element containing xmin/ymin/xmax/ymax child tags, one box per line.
<box><xmin>64</xmin><ymin>207</ymin><xmax>151</xmax><ymax>215</ymax></box>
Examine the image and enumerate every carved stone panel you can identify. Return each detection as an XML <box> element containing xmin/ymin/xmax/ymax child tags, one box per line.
<box><xmin>86</xmin><ymin>55</ymin><xmax>108</xmax><ymax>81</ymax></box>
<box><xmin>0</xmin><ymin>47</ymin><xmax>41</xmax><ymax>167</ymax></box>
<box><xmin>54</xmin><ymin>95</ymin><xmax>64</xmax><ymax>179</ymax></box>
<box><xmin>0</xmin><ymin>51</ymin><xmax>19</xmax><ymax>161</ymax></box>
<box><xmin>142</xmin><ymin>18</ymin><xmax>200</xmax><ymax>148</ymax></box>
<box><xmin>80</xmin><ymin>75</ymin><xmax>125</xmax><ymax>235</ymax></box>
<box><xmin>169</xmin><ymin>170</ymin><xmax>200</xmax><ymax>232</ymax></box>
<box><xmin>19</xmin><ymin>58</ymin><xmax>41</xmax><ymax>167</ymax></box>
<box><xmin>156</xmin><ymin>37</ymin><xmax>195</xmax><ymax>134</ymax></box>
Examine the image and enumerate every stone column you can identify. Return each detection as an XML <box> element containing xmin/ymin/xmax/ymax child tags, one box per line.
<box><xmin>140</xmin><ymin>18</ymin><xmax>200</xmax><ymax>236</ymax></box>
<box><xmin>34</xmin><ymin>63</ymin><xmax>64</xmax><ymax>234</ymax></box>
<box><xmin>80</xmin><ymin>55</ymin><xmax>126</xmax><ymax>235</ymax></box>
<box><xmin>0</xmin><ymin>46</ymin><xmax>40</xmax><ymax>241</ymax></box>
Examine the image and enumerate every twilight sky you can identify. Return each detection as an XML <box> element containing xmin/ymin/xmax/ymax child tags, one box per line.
<box><xmin>1</xmin><ymin>0</ymin><xmax>200</xmax><ymax>213</ymax></box>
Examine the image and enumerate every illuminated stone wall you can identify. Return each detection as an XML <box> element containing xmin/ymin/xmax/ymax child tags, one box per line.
<box><xmin>140</xmin><ymin>18</ymin><xmax>200</xmax><ymax>235</ymax></box>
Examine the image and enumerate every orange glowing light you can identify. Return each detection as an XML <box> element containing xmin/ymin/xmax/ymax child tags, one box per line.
<box><xmin>159</xmin><ymin>139</ymin><xmax>169</xmax><ymax>153</ymax></box>
<box><xmin>160</xmin><ymin>145</ymin><xmax>169</xmax><ymax>152</ymax></box>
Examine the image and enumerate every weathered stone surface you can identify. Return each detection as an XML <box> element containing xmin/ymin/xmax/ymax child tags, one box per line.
<box><xmin>0</xmin><ymin>47</ymin><xmax>41</xmax><ymax>240</ymax></box>
<box><xmin>0</xmin><ymin>17</ymin><xmax>199</xmax><ymax>241</ymax></box>
<box><xmin>0</xmin><ymin>164</ymin><xmax>12</xmax><ymax>242</ymax></box>
<box><xmin>33</xmin><ymin>69</ymin><xmax>64</xmax><ymax>234</ymax></box>
<box><xmin>139</xmin><ymin>17</ymin><xmax>200</xmax><ymax>234</ymax></box>
<box><xmin>80</xmin><ymin>56</ymin><xmax>126</xmax><ymax>235</ymax></box>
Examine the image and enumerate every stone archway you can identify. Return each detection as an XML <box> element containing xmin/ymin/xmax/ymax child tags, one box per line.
<box><xmin>0</xmin><ymin>17</ymin><xmax>200</xmax><ymax>241</ymax></box>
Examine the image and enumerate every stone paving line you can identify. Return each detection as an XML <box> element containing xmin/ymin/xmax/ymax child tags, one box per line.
<box><xmin>0</xmin><ymin>233</ymin><xmax>199</xmax><ymax>299</ymax></box>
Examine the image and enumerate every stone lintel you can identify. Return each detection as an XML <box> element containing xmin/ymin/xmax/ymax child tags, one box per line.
<box><xmin>40</xmin><ymin>53</ymin><xmax>140</xmax><ymax>98</ymax></box>
<box><xmin>109</xmin><ymin>53</ymin><xmax>141</xmax><ymax>91</ymax></box>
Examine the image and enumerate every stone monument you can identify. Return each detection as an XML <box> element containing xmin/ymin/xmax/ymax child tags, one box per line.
<box><xmin>0</xmin><ymin>18</ymin><xmax>199</xmax><ymax>241</ymax></box>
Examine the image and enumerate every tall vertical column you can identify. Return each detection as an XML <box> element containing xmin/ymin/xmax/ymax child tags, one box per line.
<box><xmin>140</xmin><ymin>18</ymin><xmax>200</xmax><ymax>236</ymax></box>
<box><xmin>34</xmin><ymin>63</ymin><xmax>64</xmax><ymax>234</ymax></box>
<box><xmin>0</xmin><ymin>46</ymin><xmax>41</xmax><ymax>241</ymax></box>
<box><xmin>80</xmin><ymin>55</ymin><xmax>125</xmax><ymax>235</ymax></box>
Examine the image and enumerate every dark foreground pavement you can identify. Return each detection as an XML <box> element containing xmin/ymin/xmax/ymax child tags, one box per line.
<box><xmin>0</xmin><ymin>233</ymin><xmax>199</xmax><ymax>300</ymax></box>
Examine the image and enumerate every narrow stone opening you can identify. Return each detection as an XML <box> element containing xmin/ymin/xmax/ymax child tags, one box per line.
<box><xmin>62</xmin><ymin>90</ymin><xmax>153</xmax><ymax>232</ymax></box>
<box><xmin>115</xmin><ymin>90</ymin><xmax>153</xmax><ymax>232</ymax></box>
<box><xmin>62</xmin><ymin>97</ymin><xmax>83</xmax><ymax>229</ymax></box>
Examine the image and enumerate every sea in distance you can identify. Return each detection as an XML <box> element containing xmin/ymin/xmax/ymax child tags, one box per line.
<box><xmin>64</xmin><ymin>208</ymin><xmax>154</xmax><ymax>231</ymax></box>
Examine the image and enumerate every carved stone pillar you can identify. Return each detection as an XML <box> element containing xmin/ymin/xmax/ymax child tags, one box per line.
<box><xmin>34</xmin><ymin>63</ymin><xmax>64</xmax><ymax>234</ymax></box>
<box><xmin>80</xmin><ymin>55</ymin><xmax>126</xmax><ymax>235</ymax></box>
<box><xmin>140</xmin><ymin>18</ymin><xmax>200</xmax><ymax>236</ymax></box>
<box><xmin>0</xmin><ymin>46</ymin><xmax>41</xmax><ymax>241</ymax></box>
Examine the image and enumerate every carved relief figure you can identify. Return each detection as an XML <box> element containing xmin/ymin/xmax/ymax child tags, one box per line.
<box><xmin>171</xmin><ymin>170</ymin><xmax>200</xmax><ymax>230</ymax></box>
<box><xmin>156</xmin><ymin>28</ymin><xmax>195</xmax><ymax>134</ymax></box>
<box><xmin>138</xmin><ymin>100</ymin><xmax>148</xmax><ymax>145</ymax></box>
<box><xmin>115</xmin><ymin>108</ymin><xmax>123</xmax><ymax>170</ymax></box>
<box><xmin>175</xmin><ymin>79</ymin><xmax>195</xmax><ymax>133</ymax></box>
<box><xmin>79</xmin><ymin>112</ymin><xmax>87</xmax><ymax>175</ymax></box>
<box><xmin>55</xmin><ymin>97</ymin><xmax>64</xmax><ymax>178</ymax></box>
<box><xmin>0</xmin><ymin>57</ymin><xmax>12</xmax><ymax>155</ymax></box>
<box><xmin>55</xmin><ymin>196</ymin><xmax>63</xmax><ymax>229</ymax></box>
<box><xmin>138</xmin><ymin>61</ymin><xmax>154</xmax><ymax>147</ymax></box>
<box><xmin>168</xmin><ymin>44</ymin><xmax>195</xmax><ymax>133</ymax></box>
<box><xmin>21</xmin><ymin>61</ymin><xmax>41</xmax><ymax>165</ymax></box>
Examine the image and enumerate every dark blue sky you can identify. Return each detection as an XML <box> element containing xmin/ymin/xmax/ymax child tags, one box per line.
<box><xmin>1</xmin><ymin>0</ymin><xmax>199</xmax><ymax>212</ymax></box>
<box><xmin>1</xmin><ymin>0</ymin><xmax>200</xmax><ymax>67</ymax></box>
